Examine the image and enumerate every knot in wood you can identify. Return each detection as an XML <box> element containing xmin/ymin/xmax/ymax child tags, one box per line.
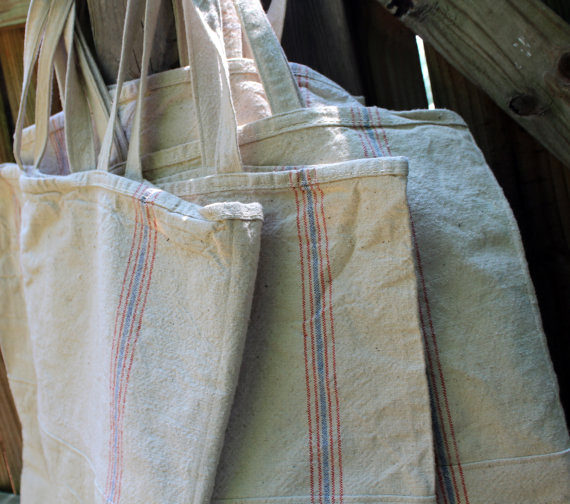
<box><xmin>509</xmin><ymin>94</ymin><xmax>541</xmax><ymax>116</ymax></box>
<box><xmin>386</xmin><ymin>0</ymin><xmax>415</xmax><ymax>17</ymax></box>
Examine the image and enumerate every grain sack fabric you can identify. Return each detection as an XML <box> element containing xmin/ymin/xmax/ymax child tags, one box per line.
<box><xmin>17</xmin><ymin>169</ymin><xmax>262</xmax><ymax>504</ymax></box>
<box><xmin>0</xmin><ymin>164</ymin><xmax>52</xmax><ymax>501</ymax></box>
<box><xmin>213</xmin><ymin>9</ymin><xmax>569</xmax><ymax>502</ymax></box>
<box><xmin>7</xmin><ymin>2</ymin><xmax>264</xmax><ymax>503</ymax></box>
<box><xmin>246</xmin><ymin>95</ymin><xmax>570</xmax><ymax>504</ymax></box>
<box><xmin>115</xmin><ymin>0</ymin><xmax>436</xmax><ymax>502</ymax></box>
<box><xmin>19</xmin><ymin>0</ymin><xmax>569</xmax><ymax>502</ymax></box>
<box><xmin>123</xmin><ymin>0</ymin><xmax>568</xmax><ymax>502</ymax></box>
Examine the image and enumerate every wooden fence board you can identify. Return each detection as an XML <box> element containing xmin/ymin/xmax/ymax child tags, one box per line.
<box><xmin>281</xmin><ymin>0</ymin><xmax>363</xmax><ymax>97</ymax></box>
<box><xmin>0</xmin><ymin>1</ymin><xmax>28</xmax><ymax>30</ymax></box>
<box><xmin>354</xmin><ymin>0</ymin><xmax>427</xmax><ymax>109</ymax></box>
<box><xmin>425</xmin><ymin>42</ymin><xmax>570</xmax><ymax>420</ymax></box>
<box><xmin>374</xmin><ymin>0</ymin><xmax>570</xmax><ymax>169</ymax></box>
<box><xmin>0</xmin><ymin>71</ymin><xmax>13</xmax><ymax>162</ymax></box>
<box><xmin>0</xmin><ymin>353</ymin><xmax>20</xmax><ymax>494</ymax></box>
<box><xmin>0</xmin><ymin>27</ymin><xmax>34</xmax><ymax>128</ymax></box>
<box><xmin>86</xmin><ymin>0</ymin><xmax>179</xmax><ymax>84</ymax></box>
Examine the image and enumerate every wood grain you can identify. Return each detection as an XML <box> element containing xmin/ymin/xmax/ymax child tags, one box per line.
<box><xmin>375</xmin><ymin>0</ymin><xmax>570</xmax><ymax>168</ymax></box>
<box><xmin>281</xmin><ymin>0</ymin><xmax>363</xmax><ymax>97</ymax></box>
<box><xmin>0</xmin><ymin>353</ymin><xmax>20</xmax><ymax>494</ymax></box>
<box><xmin>0</xmin><ymin>1</ymin><xmax>28</xmax><ymax>29</ymax></box>
<box><xmin>85</xmin><ymin>0</ymin><xmax>179</xmax><ymax>84</ymax></box>
<box><xmin>355</xmin><ymin>0</ymin><xmax>427</xmax><ymax>109</ymax></box>
<box><xmin>0</xmin><ymin>27</ymin><xmax>34</xmax><ymax>128</ymax></box>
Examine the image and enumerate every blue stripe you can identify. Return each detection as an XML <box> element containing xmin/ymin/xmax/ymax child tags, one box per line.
<box><xmin>426</xmin><ymin>371</ymin><xmax>456</xmax><ymax>504</ymax></box>
<box><xmin>109</xmin><ymin>197</ymin><xmax>149</xmax><ymax>501</ymax></box>
<box><xmin>301</xmin><ymin>171</ymin><xmax>332</xmax><ymax>502</ymax></box>
<box><xmin>362</xmin><ymin>108</ymin><xmax>383</xmax><ymax>157</ymax></box>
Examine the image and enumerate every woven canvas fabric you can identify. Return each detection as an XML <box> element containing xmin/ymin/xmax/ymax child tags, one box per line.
<box><xmin>160</xmin><ymin>158</ymin><xmax>436</xmax><ymax>503</ymax></box>
<box><xmin>3</xmin><ymin>1</ymin><xmax>265</xmax><ymax>502</ymax></box>
<box><xmin>17</xmin><ymin>170</ymin><xmax>262</xmax><ymax>503</ymax></box>
<box><xmin>15</xmin><ymin>0</ymin><xmax>570</xmax><ymax>502</ymax></box>
<box><xmin>0</xmin><ymin>164</ymin><xmax>52</xmax><ymax>502</ymax></box>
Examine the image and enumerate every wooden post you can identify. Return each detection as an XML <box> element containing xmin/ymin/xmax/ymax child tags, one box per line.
<box><xmin>374</xmin><ymin>0</ymin><xmax>570</xmax><ymax>168</ymax></box>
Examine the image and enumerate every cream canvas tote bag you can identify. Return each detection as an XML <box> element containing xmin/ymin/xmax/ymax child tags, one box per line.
<box><xmin>4</xmin><ymin>1</ymin><xmax>263</xmax><ymax>502</ymax></box>
<box><xmin>88</xmin><ymin>0</ymin><xmax>569</xmax><ymax>502</ymax></box>
<box><xmin>264</xmin><ymin>72</ymin><xmax>570</xmax><ymax>504</ymax></box>
<box><xmin>0</xmin><ymin>163</ymin><xmax>52</xmax><ymax>501</ymax></box>
<box><xmin>214</xmin><ymin>6</ymin><xmax>570</xmax><ymax>502</ymax></box>
<box><xmin>121</xmin><ymin>1</ymin><xmax>437</xmax><ymax>502</ymax></box>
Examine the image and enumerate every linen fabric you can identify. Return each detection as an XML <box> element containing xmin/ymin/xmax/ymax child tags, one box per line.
<box><xmin>0</xmin><ymin>164</ymin><xmax>52</xmax><ymax>502</ymax></box>
<box><xmin>125</xmin><ymin>1</ymin><xmax>438</xmax><ymax>502</ymax></box>
<box><xmin>17</xmin><ymin>169</ymin><xmax>262</xmax><ymax>504</ymax></box>
<box><xmin>16</xmin><ymin>0</ymin><xmax>570</xmax><ymax>502</ymax></box>
<box><xmin>162</xmin><ymin>157</ymin><xmax>437</xmax><ymax>504</ymax></box>
<box><xmin>3</xmin><ymin>1</ymin><xmax>265</xmax><ymax>503</ymax></box>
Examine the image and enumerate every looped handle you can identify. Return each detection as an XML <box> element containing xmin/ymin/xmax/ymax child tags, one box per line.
<box><xmin>120</xmin><ymin>0</ymin><xmax>242</xmax><ymax>179</ymax></box>
<box><xmin>233</xmin><ymin>0</ymin><xmax>302</xmax><ymax>114</ymax></box>
<box><xmin>13</xmin><ymin>0</ymin><xmax>57</xmax><ymax>169</ymax></box>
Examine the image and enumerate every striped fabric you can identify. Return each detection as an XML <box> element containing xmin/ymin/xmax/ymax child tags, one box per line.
<box><xmin>106</xmin><ymin>185</ymin><xmax>161</xmax><ymax>504</ymax></box>
<box><xmin>290</xmin><ymin>168</ymin><xmax>344</xmax><ymax>504</ymax></box>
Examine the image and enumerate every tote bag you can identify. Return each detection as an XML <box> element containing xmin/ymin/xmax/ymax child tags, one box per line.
<box><xmin>208</xmin><ymin>4</ymin><xmax>568</xmax><ymax>503</ymax></box>
<box><xmin>21</xmin><ymin>0</ymin><xmax>569</xmax><ymax>502</ymax></box>
<box><xmin>240</xmin><ymin>55</ymin><xmax>570</xmax><ymax>504</ymax></box>
<box><xmin>76</xmin><ymin>1</ymin><xmax>569</xmax><ymax>502</ymax></box>
<box><xmin>4</xmin><ymin>1</ymin><xmax>263</xmax><ymax>502</ymax></box>
<box><xmin>118</xmin><ymin>0</ymin><xmax>437</xmax><ymax>502</ymax></box>
<box><xmin>0</xmin><ymin>163</ymin><xmax>52</xmax><ymax>501</ymax></box>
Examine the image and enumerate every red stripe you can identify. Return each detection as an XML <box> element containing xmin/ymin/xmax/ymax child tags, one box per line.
<box><xmin>290</xmin><ymin>171</ymin><xmax>316</xmax><ymax>504</ymax></box>
<box><xmin>307</xmin><ymin>170</ymin><xmax>337</xmax><ymax>502</ymax></box>
<box><xmin>373</xmin><ymin>108</ymin><xmax>392</xmax><ymax>156</ymax></box>
<box><xmin>304</xmin><ymin>66</ymin><xmax>312</xmax><ymax>107</ymax></box>
<box><xmin>350</xmin><ymin>107</ymin><xmax>369</xmax><ymax>158</ymax></box>
<box><xmin>379</xmin><ymin>109</ymin><xmax>470</xmax><ymax>503</ymax></box>
<box><xmin>357</xmin><ymin>107</ymin><xmax>378</xmax><ymax>157</ymax></box>
<box><xmin>299</xmin><ymin>170</ymin><xmax>324</xmax><ymax>504</ymax></box>
<box><xmin>115</xmin><ymin>190</ymin><xmax>160</xmax><ymax>503</ymax></box>
<box><xmin>106</xmin><ymin>183</ymin><xmax>145</xmax><ymax>495</ymax></box>
<box><xmin>313</xmin><ymin>172</ymin><xmax>344</xmax><ymax>503</ymax></box>
<box><xmin>411</xmin><ymin>220</ymin><xmax>466</xmax><ymax>504</ymax></box>
<box><xmin>415</xmin><ymin>251</ymin><xmax>450</xmax><ymax>504</ymax></box>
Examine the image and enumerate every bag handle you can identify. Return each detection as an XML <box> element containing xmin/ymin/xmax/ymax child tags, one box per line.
<box><xmin>232</xmin><ymin>0</ymin><xmax>302</xmax><ymax>114</ymax></box>
<box><xmin>13</xmin><ymin>0</ymin><xmax>54</xmax><ymax>169</ymax></box>
<box><xmin>13</xmin><ymin>0</ymin><xmax>129</xmax><ymax>172</ymax></box>
<box><xmin>100</xmin><ymin>0</ymin><xmax>242</xmax><ymax>179</ymax></box>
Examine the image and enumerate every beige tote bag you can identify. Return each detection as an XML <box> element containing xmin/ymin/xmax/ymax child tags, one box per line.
<box><xmin>213</xmin><ymin>4</ymin><xmax>569</xmax><ymax>503</ymax></box>
<box><xmin>120</xmin><ymin>1</ymin><xmax>437</xmax><ymax>502</ymax></box>
<box><xmin>0</xmin><ymin>163</ymin><xmax>52</xmax><ymax>501</ymax></box>
<box><xmin>256</xmin><ymin>68</ymin><xmax>570</xmax><ymax>504</ymax></box>
<box><xmin>5</xmin><ymin>1</ymin><xmax>263</xmax><ymax>502</ymax></box>
<box><xmin>72</xmin><ymin>0</ymin><xmax>569</xmax><ymax>502</ymax></box>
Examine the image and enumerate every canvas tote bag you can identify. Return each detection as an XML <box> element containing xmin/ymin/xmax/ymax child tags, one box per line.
<box><xmin>0</xmin><ymin>163</ymin><xmax>52</xmax><ymax>501</ymax></box>
<box><xmin>199</xmin><ymin>5</ymin><xmax>569</xmax><ymax>502</ymax></box>
<box><xmin>74</xmin><ymin>0</ymin><xmax>569</xmax><ymax>502</ymax></box>
<box><xmin>4</xmin><ymin>0</ymin><xmax>263</xmax><ymax>502</ymax></box>
<box><xmin>262</xmin><ymin>60</ymin><xmax>570</xmax><ymax>504</ymax></box>
<box><xmin>112</xmin><ymin>0</ymin><xmax>437</xmax><ymax>502</ymax></box>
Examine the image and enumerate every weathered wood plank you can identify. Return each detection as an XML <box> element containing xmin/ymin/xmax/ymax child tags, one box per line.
<box><xmin>0</xmin><ymin>1</ymin><xmax>28</xmax><ymax>30</ymax></box>
<box><xmin>281</xmin><ymin>0</ymin><xmax>363</xmax><ymax>97</ymax></box>
<box><xmin>0</xmin><ymin>353</ymin><xmax>21</xmax><ymax>494</ymax></box>
<box><xmin>424</xmin><ymin>41</ymin><xmax>570</xmax><ymax>420</ymax></box>
<box><xmin>0</xmin><ymin>74</ymin><xmax>13</xmax><ymax>162</ymax></box>
<box><xmin>0</xmin><ymin>27</ymin><xmax>34</xmax><ymax>128</ymax></box>
<box><xmin>375</xmin><ymin>0</ymin><xmax>570</xmax><ymax>169</ymax></box>
<box><xmin>354</xmin><ymin>0</ymin><xmax>427</xmax><ymax>109</ymax></box>
<box><xmin>85</xmin><ymin>0</ymin><xmax>179</xmax><ymax>84</ymax></box>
